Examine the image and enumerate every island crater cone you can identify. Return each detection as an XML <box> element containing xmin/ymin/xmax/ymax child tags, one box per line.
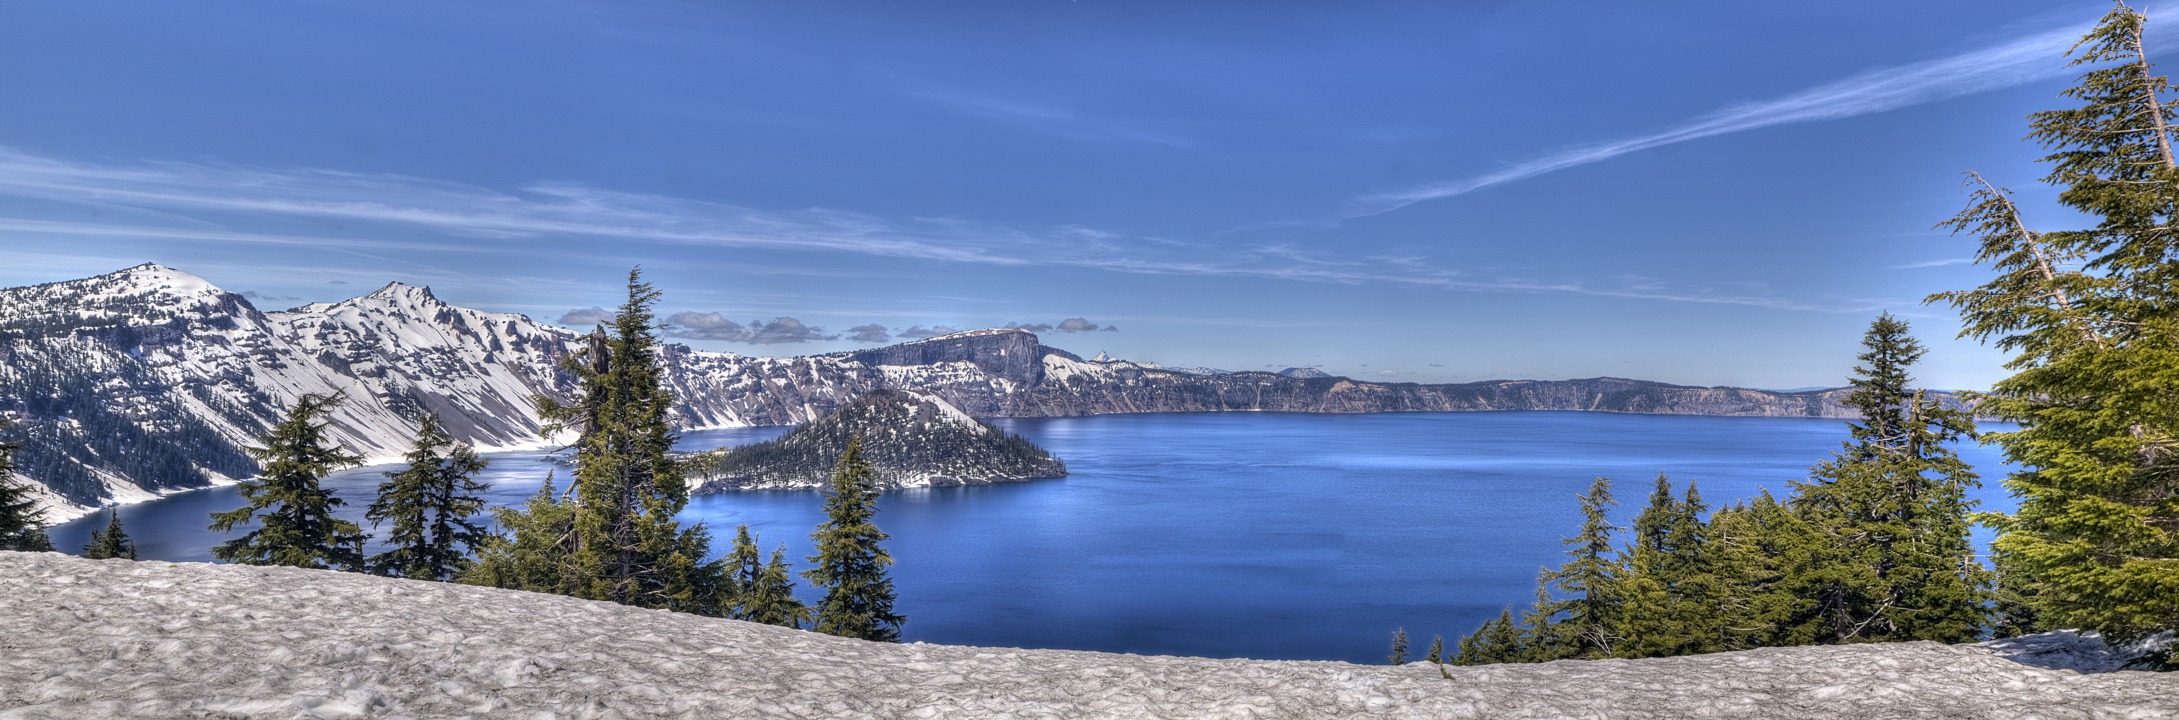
<box><xmin>689</xmin><ymin>389</ymin><xmax>1066</xmax><ymax>492</ymax></box>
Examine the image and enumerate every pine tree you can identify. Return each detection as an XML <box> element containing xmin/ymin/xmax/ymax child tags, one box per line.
<box><xmin>1931</xmin><ymin>1</ymin><xmax>2179</xmax><ymax>647</ymax></box>
<box><xmin>365</xmin><ymin>412</ymin><xmax>491</xmax><ymax>580</ymax></box>
<box><xmin>1704</xmin><ymin>492</ymin><xmax>1812</xmax><ymax>650</ymax></box>
<box><xmin>1522</xmin><ymin>476</ymin><xmax>1619</xmax><ymax>660</ymax></box>
<box><xmin>1614</xmin><ymin>476</ymin><xmax>1723</xmax><ymax>658</ymax></box>
<box><xmin>462</xmin><ymin>474</ymin><xmax>577</xmax><ymax>593</ymax></box>
<box><xmin>1452</xmin><ymin>608</ymin><xmax>1529</xmax><ymax>666</ymax></box>
<box><xmin>539</xmin><ymin>268</ymin><xmax>720</xmax><ymax>612</ymax></box>
<box><xmin>1789</xmin><ymin>315</ymin><xmax>1988</xmax><ymax>644</ymax></box>
<box><xmin>805</xmin><ymin>437</ymin><xmax>905</xmax><ymax>642</ymax></box>
<box><xmin>1424</xmin><ymin>634</ymin><xmax>1445</xmax><ymax>665</ymax></box>
<box><xmin>1387</xmin><ymin>628</ymin><xmax>1410</xmax><ymax>665</ymax></box>
<box><xmin>0</xmin><ymin>418</ymin><xmax>54</xmax><ymax>552</ymax></box>
<box><xmin>82</xmin><ymin>508</ymin><xmax>136</xmax><ymax>560</ymax></box>
<box><xmin>210</xmin><ymin>394</ymin><xmax>367</xmax><ymax>570</ymax></box>
<box><xmin>725</xmin><ymin>525</ymin><xmax>812</xmax><ymax>628</ymax></box>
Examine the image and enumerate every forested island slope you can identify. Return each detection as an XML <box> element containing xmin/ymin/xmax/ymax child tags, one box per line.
<box><xmin>687</xmin><ymin>389</ymin><xmax>1065</xmax><ymax>492</ymax></box>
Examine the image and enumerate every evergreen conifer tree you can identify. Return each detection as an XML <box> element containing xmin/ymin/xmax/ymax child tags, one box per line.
<box><xmin>1388</xmin><ymin>628</ymin><xmax>1410</xmax><ymax>665</ymax></box>
<box><xmin>463</xmin><ymin>474</ymin><xmax>577</xmax><ymax>593</ymax></box>
<box><xmin>538</xmin><ymin>268</ymin><xmax>721</xmax><ymax>612</ymax></box>
<box><xmin>805</xmin><ymin>437</ymin><xmax>904</xmax><ymax>641</ymax></box>
<box><xmin>367</xmin><ymin>412</ymin><xmax>491</xmax><ymax>580</ymax></box>
<box><xmin>1614</xmin><ymin>476</ymin><xmax>1724</xmax><ymax>658</ymax></box>
<box><xmin>1452</xmin><ymin>608</ymin><xmax>1528</xmax><ymax>666</ymax></box>
<box><xmin>82</xmin><ymin>508</ymin><xmax>136</xmax><ymax>560</ymax></box>
<box><xmin>210</xmin><ymin>394</ymin><xmax>367</xmax><ymax>570</ymax></box>
<box><xmin>1424</xmin><ymin>635</ymin><xmax>1445</xmax><ymax>665</ymax></box>
<box><xmin>1521</xmin><ymin>476</ymin><xmax>1619</xmax><ymax>660</ymax></box>
<box><xmin>1932</xmin><ymin>1</ymin><xmax>2179</xmax><ymax>648</ymax></box>
<box><xmin>725</xmin><ymin>525</ymin><xmax>812</xmax><ymax>628</ymax></box>
<box><xmin>1789</xmin><ymin>315</ymin><xmax>1988</xmax><ymax>644</ymax></box>
<box><xmin>1703</xmin><ymin>492</ymin><xmax>1813</xmax><ymax>650</ymax></box>
<box><xmin>0</xmin><ymin>419</ymin><xmax>54</xmax><ymax>552</ymax></box>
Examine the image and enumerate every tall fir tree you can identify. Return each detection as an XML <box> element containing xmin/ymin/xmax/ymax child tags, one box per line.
<box><xmin>726</xmin><ymin>525</ymin><xmax>812</xmax><ymax>628</ymax></box>
<box><xmin>1933</xmin><ymin>1</ymin><xmax>2179</xmax><ymax>649</ymax></box>
<box><xmin>210</xmin><ymin>394</ymin><xmax>368</xmax><ymax>570</ymax></box>
<box><xmin>1702</xmin><ymin>491</ymin><xmax>1814</xmax><ymax>650</ymax></box>
<box><xmin>462</xmin><ymin>473</ymin><xmax>578</xmax><ymax>593</ymax></box>
<box><xmin>1788</xmin><ymin>315</ymin><xmax>1988</xmax><ymax>644</ymax></box>
<box><xmin>366</xmin><ymin>412</ymin><xmax>492</xmax><ymax>580</ymax></box>
<box><xmin>1451</xmin><ymin>608</ymin><xmax>1529</xmax><ymax>666</ymax></box>
<box><xmin>1521</xmin><ymin>476</ymin><xmax>1620</xmax><ymax>660</ymax></box>
<box><xmin>538</xmin><ymin>268</ymin><xmax>722</xmax><ymax>612</ymax></box>
<box><xmin>1613</xmin><ymin>476</ymin><xmax>1724</xmax><ymax>658</ymax></box>
<box><xmin>0</xmin><ymin>418</ymin><xmax>54</xmax><ymax>552</ymax></box>
<box><xmin>82</xmin><ymin>508</ymin><xmax>136</xmax><ymax>560</ymax></box>
<box><xmin>805</xmin><ymin>437</ymin><xmax>905</xmax><ymax>642</ymax></box>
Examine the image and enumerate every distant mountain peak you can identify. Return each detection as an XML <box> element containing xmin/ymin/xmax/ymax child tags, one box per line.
<box><xmin>102</xmin><ymin>263</ymin><xmax>221</xmax><ymax>296</ymax></box>
<box><xmin>1277</xmin><ymin>367</ymin><xmax>1331</xmax><ymax>379</ymax></box>
<box><xmin>366</xmin><ymin>281</ymin><xmax>437</xmax><ymax>301</ymax></box>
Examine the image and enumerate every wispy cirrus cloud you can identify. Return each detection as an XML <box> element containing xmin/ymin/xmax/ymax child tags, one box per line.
<box><xmin>1891</xmin><ymin>257</ymin><xmax>1976</xmax><ymax>270</ymax></box>
<box><xmin>905</xmin><ymin>89</ymin><xmax>1192</xmax><ymax>147</ymax></box>
<box><xmin>0</xmin><ymin>146</ymin><xmax>1889</xmax><ymax>313</ymax></box>
<box><xmin>1351</xmin><ymin>6</ymin><xmax>2168</xmax><ymax>216</ymax></box>
<box><xmin>0</xmin><ymin>146</ymin><xmax>1024</xmax><ymax>265</ymax></box>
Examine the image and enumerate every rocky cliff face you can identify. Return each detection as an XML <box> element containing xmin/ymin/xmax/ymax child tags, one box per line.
<box><xmin>2</xmin><ymin>265</ymin><xmax>1870</xmax><ymax>517</ymax></box>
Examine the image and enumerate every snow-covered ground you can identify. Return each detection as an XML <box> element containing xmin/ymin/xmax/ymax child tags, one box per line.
<box><xmin>2</xmin><ymin>552</ymin><xmax>2173</xmax><ymax>719</ymax></box>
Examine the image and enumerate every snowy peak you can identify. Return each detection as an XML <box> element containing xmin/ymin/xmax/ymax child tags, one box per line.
<box><xmin>109</xmin><ymin>263</ymin><xmax>221</xmax><ymax>296</ymax></box>
<box><xmin>0</xmin><ymin>262</ymin><xmax>246</xmax><ymax>329</ymax></box>
<box><xmin>362</xmin><ymin>281</ymin><xmax>442</xmax><ymax>305</ymax></box>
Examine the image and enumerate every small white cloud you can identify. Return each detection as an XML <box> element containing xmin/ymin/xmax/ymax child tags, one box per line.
<box><xmin>558</xmin><ymin>307</ymin><xmax>614</xmax><ymax>325</ymax></box>
<box><xmin>1892</xmin><ymin>258</ymin><xmax>1974</xmax><ymax>270</ymax></box>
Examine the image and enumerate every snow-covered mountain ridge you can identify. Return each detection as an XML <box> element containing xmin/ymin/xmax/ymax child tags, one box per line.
<box><xmin>2</xmin><ymin>265</ymin><xmax>1866</xmax><ymax>521</ymax></box>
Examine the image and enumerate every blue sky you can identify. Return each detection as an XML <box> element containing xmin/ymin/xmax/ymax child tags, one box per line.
<box><xmin>0</xmin><ymin>0</ymin><xmax>2158</xmax><ymax>389</ymax></box>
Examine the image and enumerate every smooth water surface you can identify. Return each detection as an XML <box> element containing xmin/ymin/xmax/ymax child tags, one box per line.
<box><xmin>50</xmin><ymin>411</ymin><xmax>2018</xmax><ymax>663</ymax></box>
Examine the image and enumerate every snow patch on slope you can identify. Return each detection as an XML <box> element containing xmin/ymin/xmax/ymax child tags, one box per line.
<box><xmin>3</xmin><ymin>552</ymin><xmax>2174</xmax><ymax>719</ymax></box>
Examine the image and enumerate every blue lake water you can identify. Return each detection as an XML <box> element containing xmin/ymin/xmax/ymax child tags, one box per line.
<box><xmin>47</xmin><ymin>411</ymin><xmax>2020</xmax><ymax>664</ymax></box>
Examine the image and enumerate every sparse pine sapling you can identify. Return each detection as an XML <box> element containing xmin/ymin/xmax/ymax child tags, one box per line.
<box><xmin>83</xmin><ymin>509</ymin><xmax>136</xmax><ymax>560</ymax></box>
<box><xmin>1388</xmin><ymin>628</ymin><xmax>1410</xmax><ymax>665</ymax></box>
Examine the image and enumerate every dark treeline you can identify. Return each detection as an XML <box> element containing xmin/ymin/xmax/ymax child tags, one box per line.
<box><xmin>1429</xmin><ymin>315</ymin><xmax>1988</xmax><ymax>666</ymax></box>
<box><xmin>1414</xmin><ymin>1</ymin><xmax>2179</xmax><ymax>671</ymax></box>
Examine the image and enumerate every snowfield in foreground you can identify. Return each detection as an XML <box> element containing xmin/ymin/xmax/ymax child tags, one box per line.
<box><xmin>1</xmin><ymin>553</ymin><xmax>2173</xmax><ymax>719</ymax></box>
